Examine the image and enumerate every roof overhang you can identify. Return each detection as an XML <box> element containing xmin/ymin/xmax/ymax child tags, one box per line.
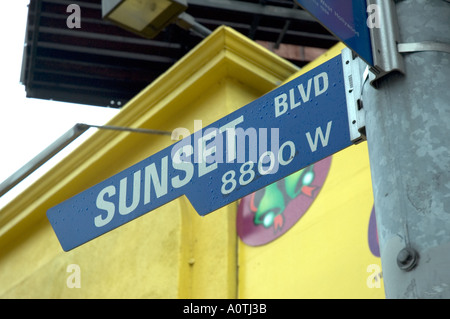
<box><xmin>20</xmin><ymin>0</ymin><xmax>337</xmax><ymax>107</ymax></box>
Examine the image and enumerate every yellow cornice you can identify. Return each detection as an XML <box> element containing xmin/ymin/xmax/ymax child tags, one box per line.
<box><xmin>0</xmin><ymin>26</ymin><xmax>299</xmax><ymax>246</ymax></box>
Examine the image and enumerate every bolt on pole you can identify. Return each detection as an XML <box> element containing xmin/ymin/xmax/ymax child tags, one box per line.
<box><xmin>364</xmin><ymin>0</ymin><xmax>450</xmax><ymax>298</ymax></box>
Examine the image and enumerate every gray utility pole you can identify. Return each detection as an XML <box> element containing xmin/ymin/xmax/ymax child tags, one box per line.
<box><xmin>364</xmin><ymin>0</ymin><xmax>450</xmax><ymax>298</ymax></box>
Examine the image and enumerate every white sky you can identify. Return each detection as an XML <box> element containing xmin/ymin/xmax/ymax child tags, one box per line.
<box><xmin>0</xmin><ymin>1</ymin><xmax>120</xmax><ymax>208</ymax></box>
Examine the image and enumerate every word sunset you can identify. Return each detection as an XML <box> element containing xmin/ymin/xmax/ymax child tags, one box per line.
<box><xmin>47</xmin><ymin>54</ymin><xmax>351</xmax><ymax>251</ymax></box>
<box><xmin>94</xmin><ymin>115</ymin><xmax>290</xmax><ymax>229</ymax></box>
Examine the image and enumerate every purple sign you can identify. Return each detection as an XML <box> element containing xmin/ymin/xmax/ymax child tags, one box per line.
<box><xmin>368</xmin><ymin>205</ymin><xmax>380</xmax><ymax>257</ymax></box>
<box><xmin>294</xmin><ymin>0</ymin><xmax>374</xmax><ymax>66</ymax></box>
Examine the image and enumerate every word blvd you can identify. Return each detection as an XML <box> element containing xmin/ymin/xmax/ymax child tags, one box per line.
<box><xmin>274</xmin><ymin>72</ymin><xmax>329</xmax><ymax>118</ymax></box>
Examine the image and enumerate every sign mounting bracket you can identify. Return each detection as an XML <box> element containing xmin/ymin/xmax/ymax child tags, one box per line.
<box><xmin>367</xmin><ymin>0</ymin><xmax>405</xmax><ymax>85</ymax></box>
<box><xmin>342</xmin><ymin>48</ymin><xmax>368</xmax><ymax>145</ymax></box>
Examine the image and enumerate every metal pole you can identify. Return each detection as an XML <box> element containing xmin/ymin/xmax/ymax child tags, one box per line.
<box><xmin>78</xmin><ymin>124</ymin><xmax>172</xmax><ymax>136</ymax></box>
<box><xmin>0</xmin><ymin>124</ymin><xmax>89</xmax><ymax>197</ymax></box>
<box><xmin>364</xmin><ymin>0</ymin><xmax>450</xmax><ymax>298</ymax></box>
<box><xmin>176</xmin><ymin>12</ymin><xmax>212</xmax><ymax>38</ymax></box>
<box><xmin>0</xmin><ymin>124</ymin><xmax>171</xmax><ymax>198</ymax></box>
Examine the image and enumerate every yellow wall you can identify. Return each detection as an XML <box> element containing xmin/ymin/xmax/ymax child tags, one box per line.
<box><xmin>0</xmin><ymin>27</ymin><xmax>298</xmax><ymax>298</ymax></box>
<box><xmin>0</xmin><ymin>26</ymin><xmax>384</xmax><ymax>299</ymax></box>
<box><xmin>237</xmin><ymin>142</ymin><xmax>384</xmax><ymax>298</ymax></box>
<box><xmin>236</xmin><ymin>44</ymin><xmax>385</xmax><ymax>298</ymax></box>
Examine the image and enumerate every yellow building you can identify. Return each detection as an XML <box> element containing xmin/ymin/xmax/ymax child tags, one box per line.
<box><xmin>0</xmin><ymin>26</ymin><xmax>384</xmax><ymax>298</ymax></box>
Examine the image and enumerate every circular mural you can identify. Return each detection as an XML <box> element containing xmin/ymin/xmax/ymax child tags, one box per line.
<box><xmin>237</xmin><ymin>156</ymin><xmax>332</xmax><ymax>246</ymax></box>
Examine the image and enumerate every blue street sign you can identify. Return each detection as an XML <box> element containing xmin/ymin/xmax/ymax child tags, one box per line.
<box><xmin>294</xmin><ymin>0</ymin><xmax>374</xmax><ymax>66</ymax></box>
<box><xmin>47</xmin><ymin>54</ymin><xmax>352</xmax><ymax>251</ymax></box>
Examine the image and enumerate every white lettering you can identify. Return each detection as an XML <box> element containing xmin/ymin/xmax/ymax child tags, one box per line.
<box><xmin>298</xmin><ymin>78</ymin><xmax>312</xmax><ymax>103</ymax></box>
<box><xmin>234</xmin><ymin>127</ymin><xmax>258</xmax><ymax>163</ymax></box>
<box><xmin>172</xmin><ymin>144</ymin><xmax>194</xmax><ymax>188</ymax></box>
<box><xmin>275</xmin><ymin>73</ymin><xmax>329</xmax><ymax>118</ymax></box>
<box><xmin>66</xmin><ymin>4</ymin><xmax>81</xmax><ymax>29</ymax></box>
<box><xmin>219</xmin><ymin>115</ymin><xmax>245</xmax><ymax>162</ymax></box>
<box><xmin>260</xmin><ymin>304</ymin><xmax>267</xmax><ymax>314</ymax></box>
<box><xmin>314</xmin><ymin>72</ymin><xmax>329</xmax><ymax>97</ymax></box>
<box><xmin>144</xmin><ymin>156</ymin><xmax>168</xmax><ymax>204</ymax></box>
<box><xmin>183</xmin><ymin>303</ymin><xmax>217</xmax><ymax>315</ymax></box>
<box><xmin>274</xmin><ymin>93</ymin><xmax>288</xmax><ymax>118</ymax></box>
<box><xmin>95</xmin><ymin>185</ymin><xmax>116</xmax><ymax>227</ymax></box>
<box><xmin>92</xmin><ymin>116</ymin><xmax>254</xmax><ymax>228</ymax></box>
<box><xmin>220</xmin><ymin>140</ymin><xmax>296</xmax><ymax>195</ymax></box>
<box><xmin>66</xmin><ymin>264</ymin><xmax>81</xmax><ymax>288</ymax></box>
<box><xmin>305</xmin><ymin>121</ymin><xmax>333</xmax><ymax>152</ymax></box>
<box><xmin>367</xmin><ymin>264</ymin><xmax>382</xmax><ymax>288</ymax></box>
<box><xmin>171</xmin><ymin>127</ymin><xmax>190</xmax><ymax>141</ymax></box>
<box><xmin>278</xmin><ymin>140</ymin><xmax>295</xmax><ymax>166</ymax></box>
<box><xmin>258</xmin><ymin>151</ymin><xmax>276</xmax><ymax>175</ymax></box>
<box><xmin>225</xmin><ymin>303</ymin><xmax>266</xmax><ymax>315</ymax></box>
<box><xmin>367</xmin><ymin>4</ymin><xmax>380</xmax><ymax>29</ymax></box>
<box><xmin>198</xmin><ymin>129</ymin><xmax>219</xmax><ymax>177</ymax></box>
<box><xmin>289</xmin><ymin>88</ymin><xmax>301</xmax><ymax>110</ymax></box>
<box><xmin>119</xmin><ymin>170</ymin><xmax>141</xmax><ymax>215</ymax></box>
